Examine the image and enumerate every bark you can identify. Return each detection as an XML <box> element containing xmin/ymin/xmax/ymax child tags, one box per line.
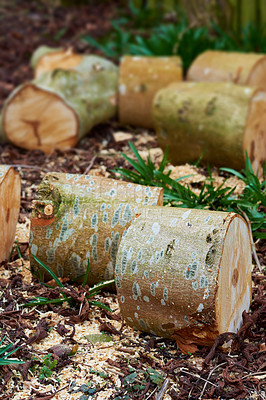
<box><xmin>115</xmin><ymin>207</ymin><xmax>252</xmax><ymax>353</ymax></box>
<box><xmin>0</xmin><ymin>166</ymin><xmax>21</xmax><ymax>263</ymax></box>
<box><xmin>119</xmin><ymin>56</ymin><xmax>182</xmax><ymax>129</ymax></box>
<box><xmin>30</xmin><ymin>46</ymin><xmax>83</xmax><ymax>78</ymax></box>
<box><xmin>153</xmin><ymin>81</ymin><xmax>266</xmax><ymax>174</ymax></box>
<box><xmin>0</xmin><ymin>114</ymin><xmax>7</xmax><ymax>143</ymax></box>
<box><xmin>187</xmin><ymin>50</ymin><xmax>266</xmax><ymax>89</ymax></box>
<box><xmin>2</xmin><ymin>55</ymin><xmax>118</xmax><ymax>153</ymax></box>
<box><xmin>29</xmin><ymin>173</ymin><xmax>163</xmax><ymax>286</ymax></box>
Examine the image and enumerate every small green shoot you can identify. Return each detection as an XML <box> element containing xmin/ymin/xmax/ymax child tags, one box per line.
<box><xmin>24</xmin><ymin>255</ymin><xmax>114</xmax><ymax>313</ymax></box>
<box><xmin>0</xmin><ymin>336</ymin><xmax>24</xmax><ymax>365</ymax></box>
<box><xmin>38</xmin><ymin>353</ymin><xmax>57</xmax><ymax>380</ymax></box>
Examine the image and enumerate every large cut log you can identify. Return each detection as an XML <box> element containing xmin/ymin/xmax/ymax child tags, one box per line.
<box><xmin>153</xmin><ymin>81</ymin><xmax>266</xmax><ymax>173</ymax></box>
<box><xmin>0</xmin><ymin>166</ymin><xmax>21</xmax><ymax>263</ymax></box>
<box><xmin>187</xmin><ymin>50</ymin><xmax>266</xmax><ymax>88</ymax></box>
<box><xmin>2</xmin><ymin>55</ymin><xmax>118</xmax><ymax>153</ymax></box>
<box><xmin>119</xmin><ymin>56</ymin><xmax>182</xmax><ymax>129</ymax></box>
<box><xmin>29</xmin><ymin>173</ymin><xmax>163</xmax><ymax>285</ymax></box>
<box><xmin>115</xmin><ymin>207</ymin><xmax>252</xmax><ymax>353</ymax></box>
<box><xmin>31</xmin><ymin>46</ymin><xmax>83</xmax><ymax>78</ymax></box>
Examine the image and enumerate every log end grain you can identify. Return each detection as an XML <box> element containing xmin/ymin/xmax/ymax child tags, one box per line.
<box><xmin>0</xmin><ymin>166</ymin><xmax>21</xmax><ymax>263</ymax></box>
<box><xmin>119</xmin><ymin>56</ymin><xmax>182</xmax><ymax>129</ymax></box>
<box><xmin>2</xmin><ymin>83</ymin><xmax>78</xmax><ymax>153</ymax></box>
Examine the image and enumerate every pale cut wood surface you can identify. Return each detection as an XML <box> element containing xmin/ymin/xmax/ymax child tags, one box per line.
<box><xmin>0</xmin><ymin>165</ymin><xmax>21</xmax><ymax>263</ymax></box>
<box><xmin>119</xmin><ymin>56</ymin><xmax>183</xmax><ymax>129</ymax></box>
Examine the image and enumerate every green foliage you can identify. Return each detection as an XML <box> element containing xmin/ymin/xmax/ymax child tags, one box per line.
<box><xmin>82</xmin><ymin>6</ymin><xmax>266</xmax><ymax>73</ymax></box>
<box><xmin>24</xmin><ymin>255</ymin><xmax>113</xmax><ymax>312</ymax></box>
<box><xmin>120</xmin><ymin>366</ymin><xmax>165</xmax><ymax>397</ymax></box>
<box><xmin>114</xmin><ymin>143</ymin><xmax>266</xmax><ymax>241</ymax></box>
<box><xmin>38</xmin><ymin>353</ymin><xmax>57</xmax><ymax>380</ymax></box>
<box><xmin>0</xmin><ymin>336</ymin><xmax>24</xmax><ymax>366</ymax></box>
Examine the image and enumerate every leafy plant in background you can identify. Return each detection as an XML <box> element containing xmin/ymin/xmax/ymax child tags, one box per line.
<box><xmin>113</xmin><ymin>143</ymin><xmax>266</xmax><ymax>240</ymax></box>
<box><xmin>0</xmin><ymin>336</ymin><xmax>24</xmax><ymax>366</ymax></box>
<box><xmin>82</xmin><ymin>5</ymin><xmax>266</xmax><ymax>73</ymax></box>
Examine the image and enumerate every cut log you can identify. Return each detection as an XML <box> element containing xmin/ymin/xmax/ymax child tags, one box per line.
<box><xmin>0</xmin><ymin>166</ymin><xmax>21</xmax><ymax>263</ymax></box>
<box><xmin>119</xmin><ymin>56</ymin><xmax>183</xmax><ymax>128</ymax></box>
<box><xmin>2</xmin><ymin>55</ymin><xmax>118</xmax><ymax>153</ymax></box>
<box><xmin>29</xmin><ymin>173</ymin><xmax>163</xmax><ymax>285</ymax></box>
<box><xmin>187</xmin><ymin>50</ymin><xmax>266</xmax><ymax>88</ymax></box>
<box><xmin>115</xmin><ymin>207</ymin><xmax>252</xmax><ymax>353</ymax></box>
<box><xmin>31</xmin><ymin>46</ymin><xmax>83</xmax><ymax>78</ymax></box>
<box><xmin>153</xmin><ymin>81</ymin><xmax>266</xmax><ymax>174</ymax></box>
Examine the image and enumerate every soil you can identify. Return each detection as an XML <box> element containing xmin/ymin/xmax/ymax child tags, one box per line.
<box><xmin>0</xmin><ymin>1</ymin><xmax>265</xmax><ymax>399</ymax></box>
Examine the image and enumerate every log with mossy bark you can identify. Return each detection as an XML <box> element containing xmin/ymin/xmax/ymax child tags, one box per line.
<box><xmin>187</xmin><ymin>50</ymin><xmax>266</xmax><ymax>88</ymax></box>
<box><xmin>115</xmin><ymin>207</ymin><xmax>252</xmax><ymax>353</ymax></box>
<box><xmin>118</xmin><ymin>56</ymin><xmax>183</xmax><ymax>129</ymax></box>
<box><xmin>0</xmin><ymin>166</ymin><xmax>21</xmax><ymax>263</ymax></box>
<box><xmin>30</xmin><ymin>46</ymin><xmax>84</xmax><ymax>78</ymax></box>
<box><xmin>153</xmin><ymin>81</ymin><xmax>266</xmax><ymax>174</ymax></box>
<box><xmin>2</xmin><ymin>55</ymin><xmax>118</xmax><ymax>153</ymax></box>
<box><xmin>29</xmin><ymin>173</ymin><xmax>163</xmax><ymax>286</ymax></box>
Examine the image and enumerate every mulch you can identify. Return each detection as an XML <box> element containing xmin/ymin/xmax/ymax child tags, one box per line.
<box><xmin>0</xmin><ymin>1</ymin><xmax>265</xmax><ymax>399</ymax></box>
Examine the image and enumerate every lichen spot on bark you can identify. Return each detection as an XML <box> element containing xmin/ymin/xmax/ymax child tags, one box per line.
<box><xmin>132</xmin><ymin>282</ymin><xmax>141</xmax><ymax>300</ymax></box>
<box><xmin>111</xmin><ymin>204</ymin><xmax>123</xmax><ymax>228</ymax></box>
<box><xmin>197</xmin><ymin>303</ymin><xmax>204</xmax><ymax>312</ymax></box>
<box><xmin>100</xmin><ymin>203</ymin><xmax>106</xmax><ymax>211</ymax></box>
<box><xmin>102</xmin><ymin>212</ymin><xmax>108</xmax><ymax>224</ymax></box>
<box><xmin>163</xmin><ymin>287</ymin><xmax>169</xmax><ymax>301</ymax></box>
<box><xmin>91</xmin><ymin>213</ymin><xmax>98</xmax><ymax>229</ymax></box>
<box><xmin>200</xmin><ymin>275</ymin><xmax>208</xmax><ymax>289</ymax></box>
<box><xmin>73</xmin><ymin>196</ymin><xmax>79</xmax><ymax>216</ymax></box>
<box><xmin>131</xmin><ymin>260</ymin><xmax>137</xmax><ymax>274</ymax></box>
<box><xmin>150</xmin><ymin>282</ymin><xmax>156</xmax><ymax>296</ymax></box>
<box><xmin>31</xmin><ymin>244</ymin><xmax>38</xmax><ymax>256</ymax></box>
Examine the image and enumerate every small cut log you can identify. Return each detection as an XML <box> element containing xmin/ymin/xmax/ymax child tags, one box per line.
<box><xmin>115</xmin><ymin>207</ymin><xmax>252</xmax><ymax>353</ymax></box>
<box><xmin>0</xmin><ymin>166</ymin><xmax>21</xmax><ymax>263</ymax></box>
<box><xmin>31</xmin><ymin>46</ymin><xmax>83</xmax><ymax>78</ymax></box>
<box><xmin>153</xmin><ymin>81</ymin><xmax>266</xmax><ymax>173</ymax></box>
<box><xmin>187</xmin><ymin>50</ymin><xmax>266</xmax><ymax>88</ymax></box>
<box><xmin>2</xmin><ymin>55</ymin><xmax>118</xmax><ymax>153</ymax></box>
<box><xmin>29</xmin><ymin>173</ymin><xmax>163</xmax><ymax>286</ymax></box>
<box><xmin>119</xmin><ymin>56</ymin><xmax>182</xmax><ymax>128</ymax></box>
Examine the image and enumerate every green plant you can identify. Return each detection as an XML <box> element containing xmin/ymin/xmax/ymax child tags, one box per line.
<box><xmin>113</xmin><ymin>143</ymin><xmax>266</xmax><ymax>241</ymax></box>
<box><xmin>22</xmin><ymin>255</ymin><xmax>114</xmax><ymax>312</ymax></box>
<box><xmin>0</xmin><ymin>336</ymin><xmax>24</xmax><ymax>366</ymax></box>
<box><xmin>38</xmin><ymin>353</ymin><xmax>57</xmax><ymax>380</ymax></box>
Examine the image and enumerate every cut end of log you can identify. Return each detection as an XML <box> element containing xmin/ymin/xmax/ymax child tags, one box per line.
<box><xmin>115</xmin><ymin>208</ymin><xmax>252</xmax><ymax>353</ymax></box>
<box><xmin>0</xmin><ymin>166</ymin><xmax>21</xmax><ymax>263</ymax></box>
<box><xmin>246</xmin><ymin>56</ymin><xmax>266</xmax><ymax>89</ymax></box>
<box><xmin>34</xmin><ymin>48</ymin><xmax>83</xmax><ymax>78</ymax></box>
<box><xmin>244</xmin><ymin>89</ymin><xmax>266</xmax><ymax>175</ymax></box>
<box><xmin>3</xmin><ymin>83</ymin><xmax>78</xmax><ymax>153</ymax></box>
<box><xmin>216</xmin><ymin>215</ymin><xmax>252</xmax><ymax>334</ymax></box>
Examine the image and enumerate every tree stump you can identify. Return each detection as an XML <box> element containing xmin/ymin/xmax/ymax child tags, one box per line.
<box><xmin>153</xmin><ymin>81</ymin><xmax>266</xmax><ymax>173</ymax></box>
<box><xmin>119</xmin><ymin>56</ymin><xmax>182</xmax><ymax>128</ymax></box>
<box><xmin>30</xmin><ymin>46</ymin><xmax>83</xmax><ymax>78</ymax></box>
<box><xmin>187</xmin><ymin>50</ymin><xmax>266</xmax><ymax>88</ymax></box>
<box><xmin>115</xmin><ymin>207</ymin><xmax>252</xmax><ymax>353</ymax></box>
<box><xmin>0</xmin><ymin>166</ymin><xmax>21</xmax><ymax>263</ymax></box>
<box><xmin>2</xmin><ymin>55</ymin><xmax>118</xmax><ymax>153</ymax></box>
<box><xmin>29</xmin><ymin>173</ymin><xmax>163</xmax><ymax>285</ymax></box>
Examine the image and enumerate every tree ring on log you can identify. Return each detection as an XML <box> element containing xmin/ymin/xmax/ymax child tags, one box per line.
<box><xmin>2</xmin><ymin>83</ymin><xmax>78</xmax><ymax>153</ymax></box>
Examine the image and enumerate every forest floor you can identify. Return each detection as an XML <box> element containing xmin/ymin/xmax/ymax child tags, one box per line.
<box><xmin>0</xmin><ymin>1</ymin><xmax>265</xmax><ymax>399</ymax></box>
